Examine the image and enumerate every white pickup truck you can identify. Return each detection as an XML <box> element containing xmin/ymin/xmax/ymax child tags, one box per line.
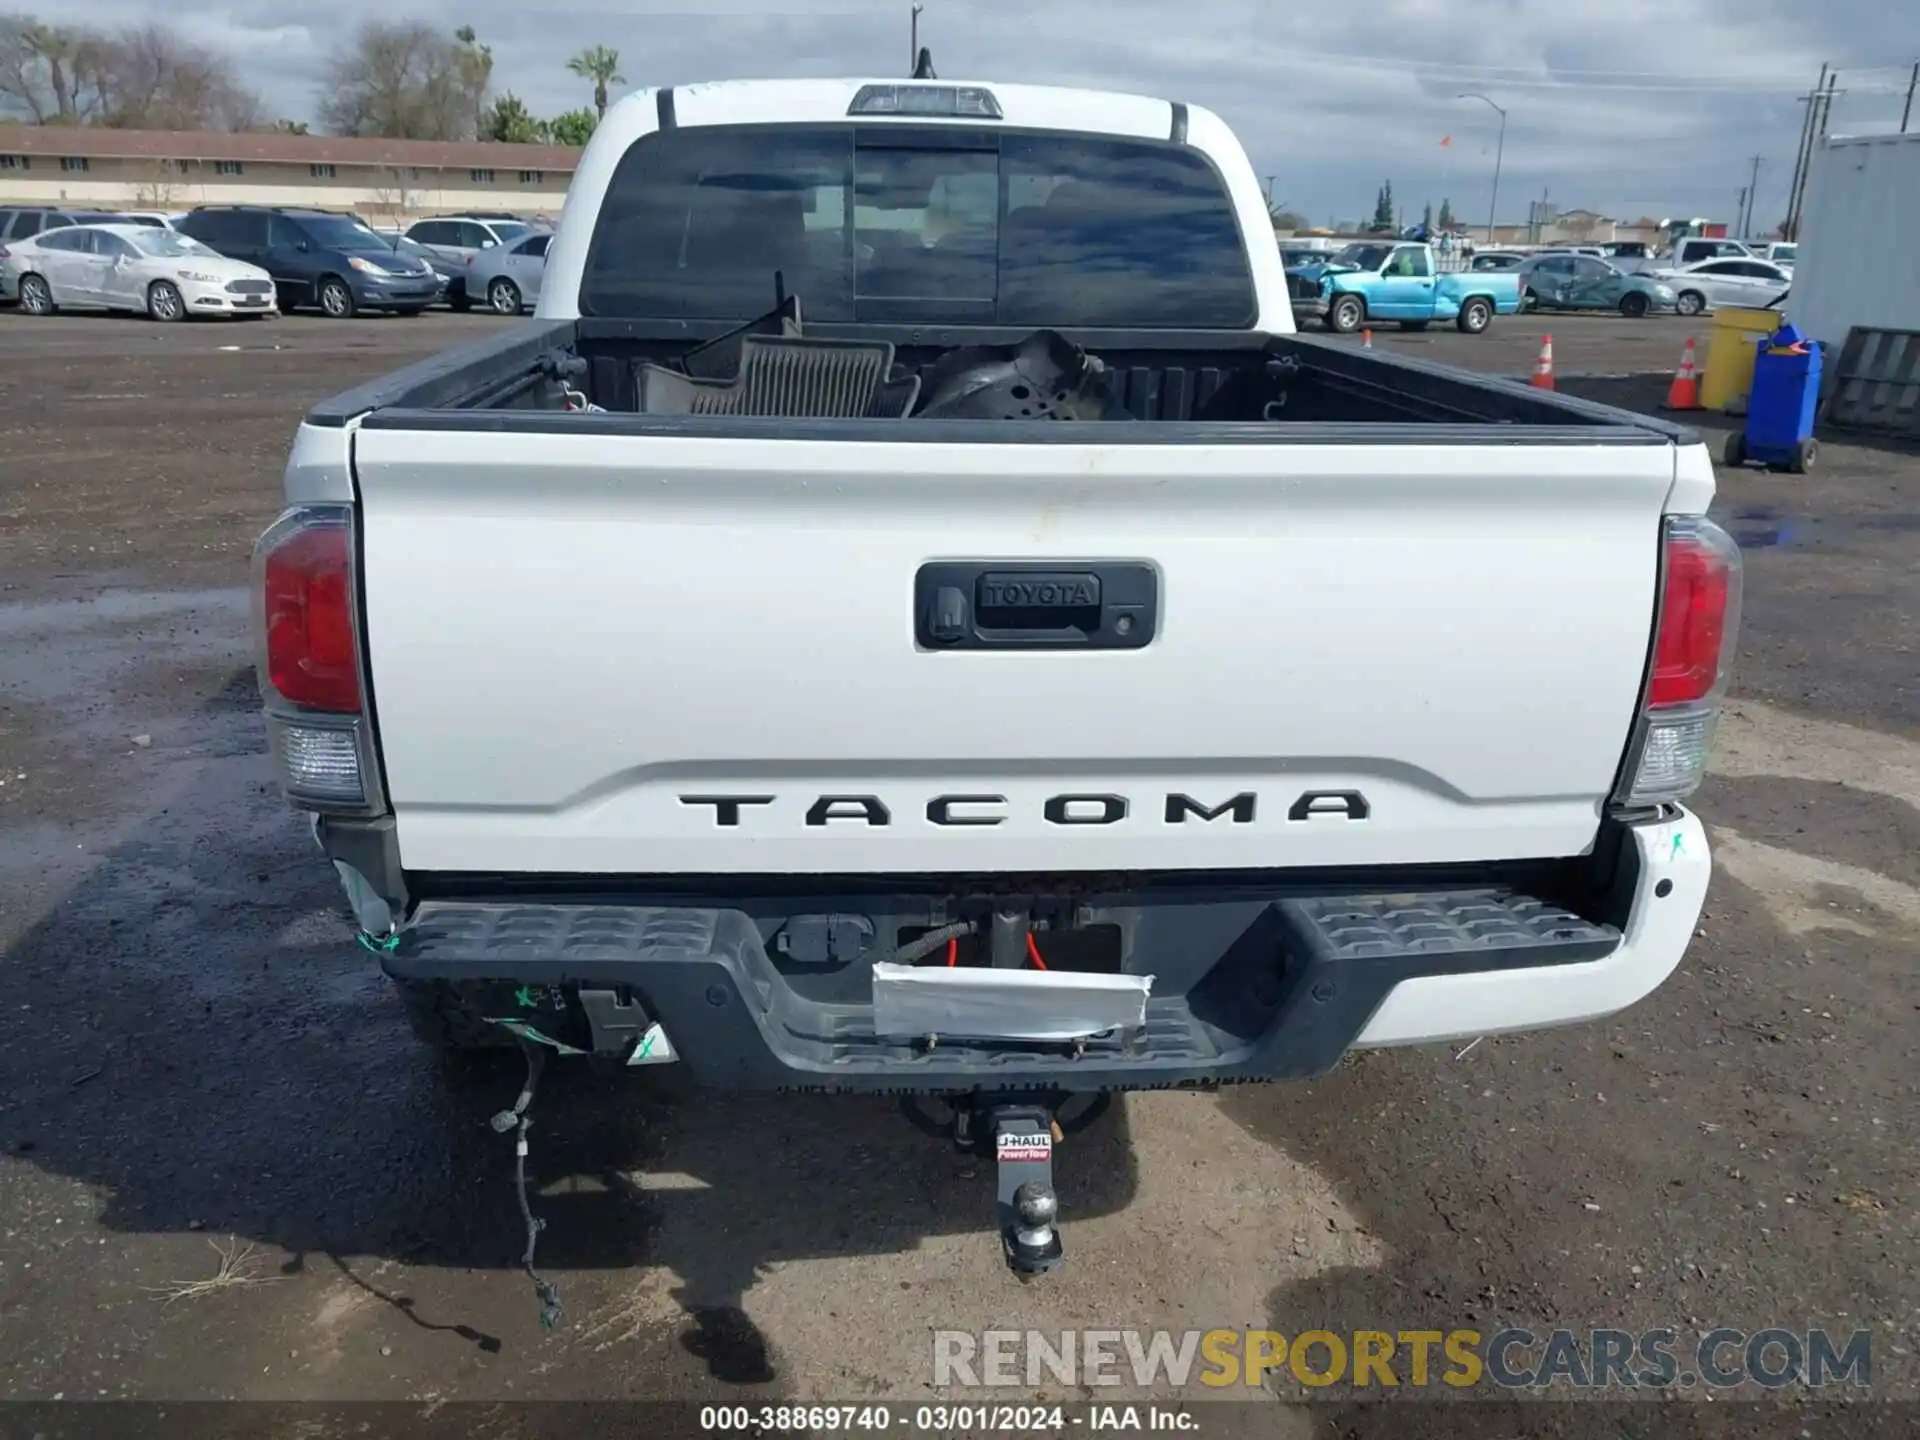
<box><xmin>259</xmin><ymin>66</ymin><xmax>1740</xmax><ymax>1279</ymax></box>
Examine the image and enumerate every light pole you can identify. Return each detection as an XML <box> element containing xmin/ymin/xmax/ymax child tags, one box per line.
<box><xmin>910</xmin><ymin>4</ymin><xmax>923</xmax><ymax>69</ymax></box>
<box><xmin>1457</xmin><ymin>93</ymin><xmax>1507</xmax><ymax>245</ymax></box>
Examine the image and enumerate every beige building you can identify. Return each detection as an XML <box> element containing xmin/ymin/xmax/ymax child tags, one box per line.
<box><xmin>0</xmin><ymin>126</ymin><xmax>580</xmax><ymax>222</ymax></box>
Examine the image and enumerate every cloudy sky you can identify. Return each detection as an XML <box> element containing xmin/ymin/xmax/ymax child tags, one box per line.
<box><xmin>60</xmin><ymin>0</ymin><xmax>1920</xmax><ymax>227</ymax></box>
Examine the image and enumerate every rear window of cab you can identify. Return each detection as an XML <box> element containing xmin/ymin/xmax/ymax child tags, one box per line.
<box><xmin>581</xmin><ymin>124</ymin><xmax>1257</xmax><ymax>328</ymax></box>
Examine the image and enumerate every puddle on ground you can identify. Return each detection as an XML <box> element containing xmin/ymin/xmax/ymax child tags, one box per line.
<box><xmin>1716</xmin><ymin>504</ymin><xmax>1920</xmax><ymax>551</ymax></box>
<box><xmin>0</xmin><ymin>586</ymin><xmax>253</xmax><ymax>750</ymax></box>
<box><xmin>0</xmin><ymin>587</ymin><xmax>247</xmax><ymax>638</ymax></box>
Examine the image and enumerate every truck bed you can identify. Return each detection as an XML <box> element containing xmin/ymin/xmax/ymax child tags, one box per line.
<box><xmin>310</xmin><ymin>317</ymin><xmax>1697</xmax><ymax>441</ymax></box>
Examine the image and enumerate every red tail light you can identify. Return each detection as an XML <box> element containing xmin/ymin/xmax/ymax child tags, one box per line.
<box><xmin>1615</xmin><ymin>516</ymin><xmax>1743</xmax><ymax>806</ymax></box>
<box><xmin>262</xmin><ymin>522</ymin><xmax>361</xmax><ymax>712</ymax></box>
<box><xmin>1648</xmin><ymin>522</ymin><xmax>1737</xmax><ymax>705</ymax></box>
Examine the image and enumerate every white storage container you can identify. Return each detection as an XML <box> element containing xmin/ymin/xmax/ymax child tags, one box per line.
<box><xmin>1788</xmin><ymin>130</ymin><xmax>1920</xmax><ymax>353</ymax></box>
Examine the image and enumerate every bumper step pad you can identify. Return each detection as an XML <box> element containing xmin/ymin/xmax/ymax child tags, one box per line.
<box><xmin>1276</xmin><ymin>889</ymin><xmax>1618</xmax><ymax>964</ymax></box>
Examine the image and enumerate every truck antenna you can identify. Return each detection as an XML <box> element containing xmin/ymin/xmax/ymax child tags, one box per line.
<box><xmin>912</xmin><ymin>46</ymin><xmax>937</xmax><ymax>79</ymax></box>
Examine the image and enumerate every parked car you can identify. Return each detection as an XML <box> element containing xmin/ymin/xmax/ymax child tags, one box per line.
<box><xmin>1519</xmin><ymin>254</ymin><xmax>1678</xmax><ymax>318</ymax></box>
<box><xmin>176</xmin><ymin>206</ymin><xmax>441</xmax><ymax>317</ymax></box>
<box><xmin>115</xmin><ymin>211</ymin><xmax>178</xmax><ymax>229</ymax></box>
<box><xmin>1468</xmin><ymin>250</ymin><xmax>1529</xmax><ymax>271</ymax></box>
<box><xmin>0</xmin><ymin>208</ymin><xmax>129</xmax><ymax>300</ymax></box>
<box><xmin>403</xmin><ymin>215</ymin><xmax>536</xmax><ymax>272</ymax></box>
<box><xmin>1</xmin><ymin>223</ymin><xmax>276</xmax><ymax>320</ymax></box>
<box><xmin>370</xmin><ymin>234</ymin><xmax>459</xmax><ymax>307</ymax></box>
<box><xmin>1755</xmin><ymin>242</ymin><xmax>1796</xmax><ymax>267</ymax></box>
<box><xmin>465</xmin><ymin>230</ymin><xmax>551</xmax><ymax>314</ymax></box>
<box><xmin>1290</xmin><ymin>240</ymin><xmax>1523</xmax><ymax>333</ymax></box>
<box><xmin>0</xmin><ymin>207</ymin><xmax>128</xmax><ymax>241</ymax></box>
<box><xmin>1642</xmin><ymin>257</ymin><xmax>1793</xmax><ymax>317</ymax></box>
<box><xmin>1600</xmin><ymin>241</ymin><xmax>1654</xmax><ymax>262</ymax></box>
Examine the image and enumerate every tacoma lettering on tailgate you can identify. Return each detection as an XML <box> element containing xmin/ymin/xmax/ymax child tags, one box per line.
<box><xmin>676</xmin><ymin>791</ymin><xmax>1372</xmax><ymax>827</ymax></box>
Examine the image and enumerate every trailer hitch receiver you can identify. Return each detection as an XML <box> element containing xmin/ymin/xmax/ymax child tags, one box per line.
<box><xmin>901</xmin><ymin>1091</ymin><xmax>1109</xmax><ymax>1276</ymax></box>
<box><xmin>991</xmin><ymin>1104</ymin><xmax>1065</xmax><ymax>1275</ymax></box>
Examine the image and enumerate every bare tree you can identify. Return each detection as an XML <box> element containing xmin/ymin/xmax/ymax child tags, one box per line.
<box><xmin>367</xmin><ymin>165</ymin><xmax>410</xmax><ymax>222</ymax></box>
<box><xmin>0</xmin><ymin>14</ymin><xmax>262</xmax><ymax>129</ymax></box>
<box><xmin>131</xmin><ymin>158</ymin><xmax>182</xmax><ymax>207</ymax></box>
<box><xmin>0</xmin><ymin>16</ymin><xmax>102</xmax><ymax>122</ymax></box>
<box><xmin>0</xmin><ymin>16</ymin><xmax>48</xmax><ymax>120</ymax></box>
<box><xmin>318</xmin><ymin>21</ymin><xmax>489</xmax><ymax>140</ymax></box>
<box><xmin>91</xmin><ymin>24</ymin><xmax>261</xmax><ymax>130</ymax></box>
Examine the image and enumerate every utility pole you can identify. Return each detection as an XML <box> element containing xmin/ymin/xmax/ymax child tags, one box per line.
<box><xmin>1785</xmin><ymin>64</ymin><xmax>1828</xmax><ymax>243</ymax></box>
<box><xmin>1902</xmin><ymin>59</ymin><xmax>1916</xmax><ymax>133</ymax></box>
<box><xmin>1740</xmin><ymin>154</ymin><xmax>1761</xmax><ymax>237</ymax></box>
<box><xmin>1455</xmin><ymin>93</ymin><xmax>1506</xmax><ymax>244</ymax></box>
<box><xmin>910</xmin><ymin>4</ymin><xmax>923</xmax><ymax>71</ymax></box>
<box><xmin>1789</xmin><ymin>71</ymin><xmax>1843</xmax><ymax>239</ymax></box>
<box><xmin>1736</xmin><ymin>187</ymin><xmax>1749</xmax><ymax>240</ymax></box>
<box><xmin>1265</xmin><ymin>175</ymin><xmax>1276</xmax><ymax>209</ymax></box>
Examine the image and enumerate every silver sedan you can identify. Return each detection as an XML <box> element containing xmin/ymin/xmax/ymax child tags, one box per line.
<box><xmin>465</xmin><ymin>232</ymin><xmax>551</xmax><ymax>315</ymax></box>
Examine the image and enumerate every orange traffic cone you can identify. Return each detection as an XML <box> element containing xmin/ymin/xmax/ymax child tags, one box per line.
<box><xmin>1362</xmin><ymin>328</ymin><xmax>1373</xmax><ymax>350</ymax></box>
<box><xmin>1664</xmin><ymin>337</ymin><xmax>1701</xmax><ymax>410</ymax></box>
<box><xmin>1530</xmin><ymin>335</ymin><xmax>1555</xmax><ymax>390</ymax></box>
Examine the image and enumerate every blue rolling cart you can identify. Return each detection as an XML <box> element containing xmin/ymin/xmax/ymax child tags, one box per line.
<box><xmin>1723</xmin><ymin>322</ymin><xmax>1821</xmax><ymax>474</ymax></box>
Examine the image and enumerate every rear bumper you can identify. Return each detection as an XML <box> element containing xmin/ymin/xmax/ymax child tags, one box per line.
<box><xmin>367</xmin><ymin>810</ymin><xmax>1708</xmax><ymax>1091</ymax></box>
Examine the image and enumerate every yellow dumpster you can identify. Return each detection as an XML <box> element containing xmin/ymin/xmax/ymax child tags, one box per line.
<box><xmin>1700</xmin><ymin>305</ymin><xmax>1782</xmax><ymax>414</ymax></box>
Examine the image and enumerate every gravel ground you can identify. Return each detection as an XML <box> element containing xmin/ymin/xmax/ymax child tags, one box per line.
<box><xmin>0</xmin><ymin>309</ymin><xmax>1913</xmax><ymax>1437</ymax></box>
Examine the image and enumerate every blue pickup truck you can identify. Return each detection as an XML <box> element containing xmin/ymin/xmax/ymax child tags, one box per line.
<box><xmin>1286</xmin><ymin>241</ymin><xmax>1523</xmax><ymax>335</ymax></box>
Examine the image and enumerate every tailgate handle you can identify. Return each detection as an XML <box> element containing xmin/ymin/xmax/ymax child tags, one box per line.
<box><xmin>915</xmin><ymin>561</ymin><xmax>1157</xmax><ymax>650</ymax></box>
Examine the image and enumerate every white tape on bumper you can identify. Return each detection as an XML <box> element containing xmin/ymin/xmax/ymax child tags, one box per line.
<box><xmin>871</xmin><ymin>962</ymin><xmax>1153</xmax><ymax>1042</ymax></box>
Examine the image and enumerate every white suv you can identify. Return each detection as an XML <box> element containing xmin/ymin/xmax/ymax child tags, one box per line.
<box><xmin>402</xmin><ymin>215</ymin><xmax>536</xmax><ymax>269</ymax></box>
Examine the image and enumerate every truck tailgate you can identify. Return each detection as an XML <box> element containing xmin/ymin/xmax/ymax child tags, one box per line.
<box><xmin>350</xmin><ymin>427</ymin><xmax>1674</xmax><ymax>875</ymax></box>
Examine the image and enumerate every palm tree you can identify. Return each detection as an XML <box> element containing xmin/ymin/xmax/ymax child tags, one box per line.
<box><xmin>567</xmin><ymin>45</ymin><xmax>625</xmax><ymax>121</ymax></box>
<box><xmin>454</xmin><ymin>26</ymin><xmax>494</xmax><ymax>139</ymax></box>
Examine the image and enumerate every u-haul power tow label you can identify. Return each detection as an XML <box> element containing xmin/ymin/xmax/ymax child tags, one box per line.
<box><xmin>997</xmin><ymin>1131</ymin><xmax>1052</xmax><ymax>1162</ymax></box>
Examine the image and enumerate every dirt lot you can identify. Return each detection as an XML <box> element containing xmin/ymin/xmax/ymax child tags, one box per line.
<box><xmin>0</xmin><ymin>310</ymin><xmax>1914</xmax><ymax>1436</ymax></box>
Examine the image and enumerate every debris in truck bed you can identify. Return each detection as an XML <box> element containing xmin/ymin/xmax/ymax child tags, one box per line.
<box><xmin>635</xmin><ymin>335</ymin><xmax>921</xmax><ymax>418</ymax></box>
<box><xmin>629</xmin><ymin>304</ymin><xmax>1127</xmax><ymax>423</ymax></box>
<box><xmin>916</xmin><ymin>329</ymin><xmax>1131</xmax><ymax>422</ymax></box>
<box><xmin>680</xmin><ymin>293</ymin><xmax>805</xmax><ymax>380</ymax></box>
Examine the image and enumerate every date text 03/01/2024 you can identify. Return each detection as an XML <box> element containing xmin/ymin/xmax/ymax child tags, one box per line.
<box><xmin>698</xmin><ymin>1405</ymin><xmax>1197</xmax><ymax>1432</ymax></box>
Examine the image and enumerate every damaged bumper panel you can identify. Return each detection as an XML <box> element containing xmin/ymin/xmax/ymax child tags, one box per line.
<box><xmin>366</xmin><ymin>811</ymin><xmax>1707</xmax><ymax>1091</ymax></box>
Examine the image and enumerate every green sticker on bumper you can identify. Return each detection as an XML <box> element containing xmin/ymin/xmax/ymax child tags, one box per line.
<box><xmin>627</xmin><ymin>1023</ymin><xmax>678</xmax><ymax>1066</ymax></box>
